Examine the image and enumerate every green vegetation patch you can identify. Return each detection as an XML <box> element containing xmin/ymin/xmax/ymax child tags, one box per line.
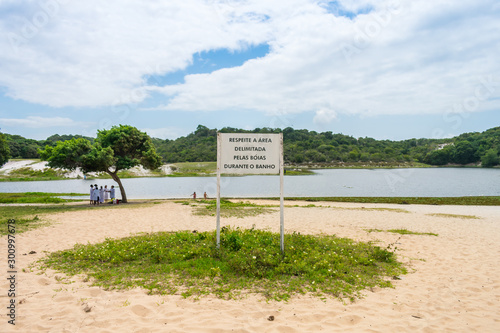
<box><xmin>340</xmin><ymin>206</ymin><xmax>410</xmax><ymax>213</ymax></box>
<box><xmin>41</xmin><ymin>227</ymin><xmax>406</xmax><ymax>301</ymax></box>
<box><xmin>190</xmin><ymin>199</ymin><xmax>275</xmax><ymax>218</ymax></box>
<box><xmin>0</xmin><ymin>201</ymin><xmax>147</xmax><ymax>235</ymax></box>
<box><xmin>284</xmin><ymin>168</ymin><xmax>315</xmax><ymax>175</ymax></box>
<box><xmin>1</xmin><ymin>214</ymin><xmax>46</xmax><ymax>235</ymax></box>
<box><xmin>0</xmin><ymin>204</ymin><xmax>81</xmax><ymax>235</ymax></box>
<box><xmin>286</xmin><ymin>203</ymin><xmax>410</xmax><ymax>213</ymax></box>
<box><xmin>0</xmin><ymin>167</ymin><xmax>68</xmax><ymax>181</ymax></box>
<box><xmin>285</xmin><ymin>196</ymin><xmax>500</xmax><ymax>206</ymax></box>
<box><xmin>367</xmin><ymin>228</ymin><xmax>438</xmax><ymax>236</ymax></box>
<box><xmin>168</xmin><ymin>162</ymin><xmax>217</xmax><ymax>177</ymax></box>
<box><xmin>165</xmin><ymin>162</ymin><xmax>314</xmax><ymax>176</ymax></box>
<box><xmin>426</xmin><ymin>213</ymin><xmax>480</xmax><ymax>220</ymax></box>
<box><xmin>0</xmin><ymin>192</ymin><xmax>85</xmax><ymax>204</ymax></box>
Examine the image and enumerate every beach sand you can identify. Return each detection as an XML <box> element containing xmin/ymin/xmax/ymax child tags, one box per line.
<box><xmin>1</xmin><ymin>200</ymin><xmax>499</xmax><ymax>332</ymax></box>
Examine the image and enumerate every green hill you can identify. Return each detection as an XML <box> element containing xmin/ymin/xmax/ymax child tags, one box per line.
<box><xmin>3</xmin><ymin>125</ymin><xmax>500</xmax><ymax>168</ymax></box>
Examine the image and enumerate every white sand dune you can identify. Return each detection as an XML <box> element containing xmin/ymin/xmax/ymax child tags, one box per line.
<box><xmin>0</xmin><ymin>160</ymin><xmax>40</xmax><ymax>174</ymax></box>
<box><xmin>0</xmin><ymin>159</ymin><xmax>174</xmax><ymax>178</ymax></box>
<box><xmin>1</xmin><ymin>200</ymin><xmax>499</xmax><ymax>332</ymax></box>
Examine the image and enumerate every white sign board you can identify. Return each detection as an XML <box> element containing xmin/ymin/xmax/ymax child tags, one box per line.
<box><xmin>216</xmin><ymin>132</ymin><xmax>285</xmax><ymax>253</ymax></box>
<box><xmin>219</xmin><ymin>133</ymin><xmax>281</xmax><ymax>175</ymax></box>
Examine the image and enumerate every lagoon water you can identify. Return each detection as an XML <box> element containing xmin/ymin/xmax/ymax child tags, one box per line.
<box><xmin>1</xmin><ymin>168</ymin><xmax>499</xmax><ymax>199</ymax></box>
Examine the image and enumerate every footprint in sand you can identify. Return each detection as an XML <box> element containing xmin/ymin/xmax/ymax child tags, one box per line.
<box><xmin>54</xmin><ymin>296</ymin><xmax>74</xmax><ymax>303</ymax></box>
<box><xmin>37</xmin><ymin>278</ymin><xmax>51</xmax><ymax>286</ymax></box>
<box><xmin>130</xmin><ymin>305</ymin><xmax>152</xmax><ymax>317</ymax></box>
<box><xmin>85</xmin><ymin>287</ymin><xmax>106</xmax><ymax>298</ymax></box>
<box><xmin>338</xmin><ymin>315</ymin><xmax>363</xmax><ymax>325</ymax></box>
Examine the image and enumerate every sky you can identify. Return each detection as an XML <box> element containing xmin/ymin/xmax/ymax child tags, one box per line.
<box><xmin>0</xmin><ymin>0</ymin><xmax>499</xmax><ymax>141</ymax></box>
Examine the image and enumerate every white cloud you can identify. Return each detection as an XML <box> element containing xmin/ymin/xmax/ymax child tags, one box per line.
<box><xmin>141</xmin><ymin>126</ymin><xmax>188</xmax><ymax>140</ymax></box>
<box><xmin>313</xmin><ymin>108</ymin><xmax>337</xmax><ymax>125</ymax></box>
<box><xmin>0</xmin><ymin>0</ymin><xmax>499</xmax><ymax>120</ymax></box>
<box><xmin>0</xmin><ymin>116</ymin><xmax>87</xmax><ymax>128</ymax></box>
<box><xmin>150</xmin><ymin>0</ymin><xmax>500</xmax><ymax>117</ymax></box>
<box><xmin>0</xmin><ymin>0</ymin><xmax>273</xmax><ymax>107</ymax></box>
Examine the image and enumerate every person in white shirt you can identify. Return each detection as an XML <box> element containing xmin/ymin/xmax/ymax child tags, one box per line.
<box><xmin>92</xmin><ymin>184</ymin><xmax>99</xmax><ymax>205</ymax></box>
<box><xmin>99</xmin><ymin>186</ymin><xmax>104</xmax><ymax>204</ymax></box>
<box><xmin>110</xmin><ymin>186</ymin><xmax>116</xmax><ymax>203</ymax></box>
<box><xmin>104</xmin><ymin>185</ymin><xmax>110</xmax><ymax>202</ymax></box>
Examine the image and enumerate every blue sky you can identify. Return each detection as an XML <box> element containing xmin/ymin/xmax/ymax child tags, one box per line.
<box><xmin>0</xmin><ymin>0</ymin><xmax>499</xmax><ymax>141</ymax></box>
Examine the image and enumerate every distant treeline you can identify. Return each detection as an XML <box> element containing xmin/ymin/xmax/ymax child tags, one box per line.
<box><xmin>4</xmin><ymin>125</ymin><xmax>500</xmax><ymax>167</ymax></box>
<box><xmin>4</xmin><ymin>134</ymin><xmax>94</xmax><ymax>159</ymax></box>
<box><xmin>153</xmin><ymin>125</ymin><xmax>500</xmax><ymax>167</ymax></box>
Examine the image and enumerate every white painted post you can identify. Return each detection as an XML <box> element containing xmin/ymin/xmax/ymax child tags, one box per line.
<box><xmin>216</xmin><ymin>132</ymin><xmax>221</xmax><ymax>249</ymax></box>
<box><xmin>279</xmin><ymin>133</ymin><xmax>285</xmax><ymax>254</ymax></box>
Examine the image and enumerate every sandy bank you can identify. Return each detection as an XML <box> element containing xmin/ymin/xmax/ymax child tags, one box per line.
<box><xmin>1</xmin><ymin>200</ymin><xmax>499</xmax><ymax>332</ymax></box>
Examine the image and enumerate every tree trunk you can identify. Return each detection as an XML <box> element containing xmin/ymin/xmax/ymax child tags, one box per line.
<box><xmin>107</xmin><ymin>171</ymin><xmax>128</xmax><ymax>203</ymax></box>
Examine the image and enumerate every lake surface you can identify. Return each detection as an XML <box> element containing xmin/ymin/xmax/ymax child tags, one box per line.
<box><xmin>1</xmin><ymin>168</ymin><xmax>499</xmax><ymax>199</ymax></box>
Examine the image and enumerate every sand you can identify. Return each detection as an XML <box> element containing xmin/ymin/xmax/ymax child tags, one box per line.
<box><xmin>1</xmin><ymin>200</ymin><xmax>499</xmax><ymax>332</ymax></box>
<box><xmin>0</xmin><ymin>159</ymin><xmax>174</xmax><ymax>178</ymax></box>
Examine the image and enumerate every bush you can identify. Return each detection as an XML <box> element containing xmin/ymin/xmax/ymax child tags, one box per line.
<box><xmin>481</xmin><ymin>149</ymin><xmax>500</xmax><ymax>167</ymax></box>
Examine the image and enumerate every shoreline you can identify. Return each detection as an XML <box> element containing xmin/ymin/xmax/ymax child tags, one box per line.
<box><xmin>132</xmin><ymin>195</ymin><xmax>496</xmax><ymax>206</ymax></box>
<box><xmin>2</xmin><ymin>195</ymin><xmax>500</xmax><ymax>206</ymax></box>
<box><xmin>2</xmin><ymin>159</ymin><xmax>498</xmax><ymax>182</ymax></box>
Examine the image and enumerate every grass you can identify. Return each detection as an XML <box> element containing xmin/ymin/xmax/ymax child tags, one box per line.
<box><xmin>184</xmin><ymin>199</ymin><xmax>275</xmax><ymax>218</ymax></box>
<box><xmin>334</xmin><ymin>206</ymin><xmax>410</xmax><ymax>213</ymax></box>
<box><xmin>0</xmin><ymin>159</ymin><xmax>167</xmax><ymax>181</ymax></box>
<box><xmin>0</xmin><ymin>205</ymin><xmax>85</xmax><ymax>235</ymax></box>
<box><xmin>1</xmin><ymin>213</ymin><xmax>47</xmax><ymax>235</ymax></box>
<box><xmin>184</xmin><ymin>199</ymin><xmax>412</xmax><ymax>217</ymax></box>
<box><xmin>0</xmin><ymin>167</ymin><xmax>69</xmax><ymax>181</ymax></box>
<box><xmin>168</xmin><ymin>162</ymin><xmax>217</xmax><ymax>177</ymax></box>
<box><xmin>287</xmin><ymin>161</ymin><xmax>430</xmax><ymax>169</ymax></box>
<box><xmin>284</xmin><ymin>169</ymin><xmax>315</xmax><ymax>175</ymax></box>
<box><xmin>367</xmin><ymin>228</ymin><xmax>438</xmax><ymax>237</ymax></box>
<box><xmin>167</xmin><ymin>162</ymin><xmax>314</xmax><ymax>176</ymax></box>
<box><xmin>94</xmin><ymin>169</ymin><xmax>165</xmax><ymax>179</ymax></box>
<box><xmin>425</xmin><ymin>213</ymin><xmax>481</xmax><ymax>219</ymax></box>
<box><xmin>40</xmin><ymin>227</ymin><xmax>406</xmax><ymax>302</ymax></box>
<box><xmin>283</xmin><ymin>196</ymin><xmax>500</xmax><ymax>206</ymax></box>
<box><xmin>0</xmin><ymin>192</ymin><xmax>86</xmax><ymax>204</ymax></box>
<box><xmin>286</xmin><ymin>203</ymin><xmax>410</xmax><ymax>213</ymax></box>
<box><xmin>0</xmin><ymin>200</ymin><xmax>153</xmax><ymax>235</ymax></box>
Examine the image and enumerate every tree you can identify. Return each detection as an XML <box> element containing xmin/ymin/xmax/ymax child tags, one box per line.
<box><xmin>452</xmin><ymin>141</ymin><xmax>476</xmax><ymax>164</ymax></box>
<box><xmin>424</xmin><ymin>147</ymin><xmax>452</xmax><ymax>165</ymax></box>
<box><xmin>0</xmin><ymin>132</ymin><xmax>10</xmax><ymax>167</ymax></box>
<box><xmin>347</xmin><ymin>149</ymin><xmax>360</xmax><ymax>162</ymax></box>
<box><xmin>4</xmin><ymin>134</ymin><xmax>44</xmax><ymax>158</ymax></box>
<box><xmin>40</xmin><ymin>125</ymin><xmax>162</xmax><ymax>203</ymax></box>
<box><xmin>481</xmin><ymin>149</ymin><xmax>499</xmax><ymax>167</ymax></box>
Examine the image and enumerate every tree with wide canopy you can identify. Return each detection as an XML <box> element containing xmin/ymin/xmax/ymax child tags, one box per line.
<box><xmin>0</xmin><ymin>131</ymin><xmax>10</xmax><ymax>167</ymax></box>
<box><xmin>40</xmin><ymin>125</ymin><xmax>162</xmax><ymax>203</ymax></box>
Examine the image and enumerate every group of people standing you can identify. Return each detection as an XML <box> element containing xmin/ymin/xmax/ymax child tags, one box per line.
<box><xmin>90</xmin><ymin>184</ymin><xmax>116</xmax><ymax>205</ymax></box>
